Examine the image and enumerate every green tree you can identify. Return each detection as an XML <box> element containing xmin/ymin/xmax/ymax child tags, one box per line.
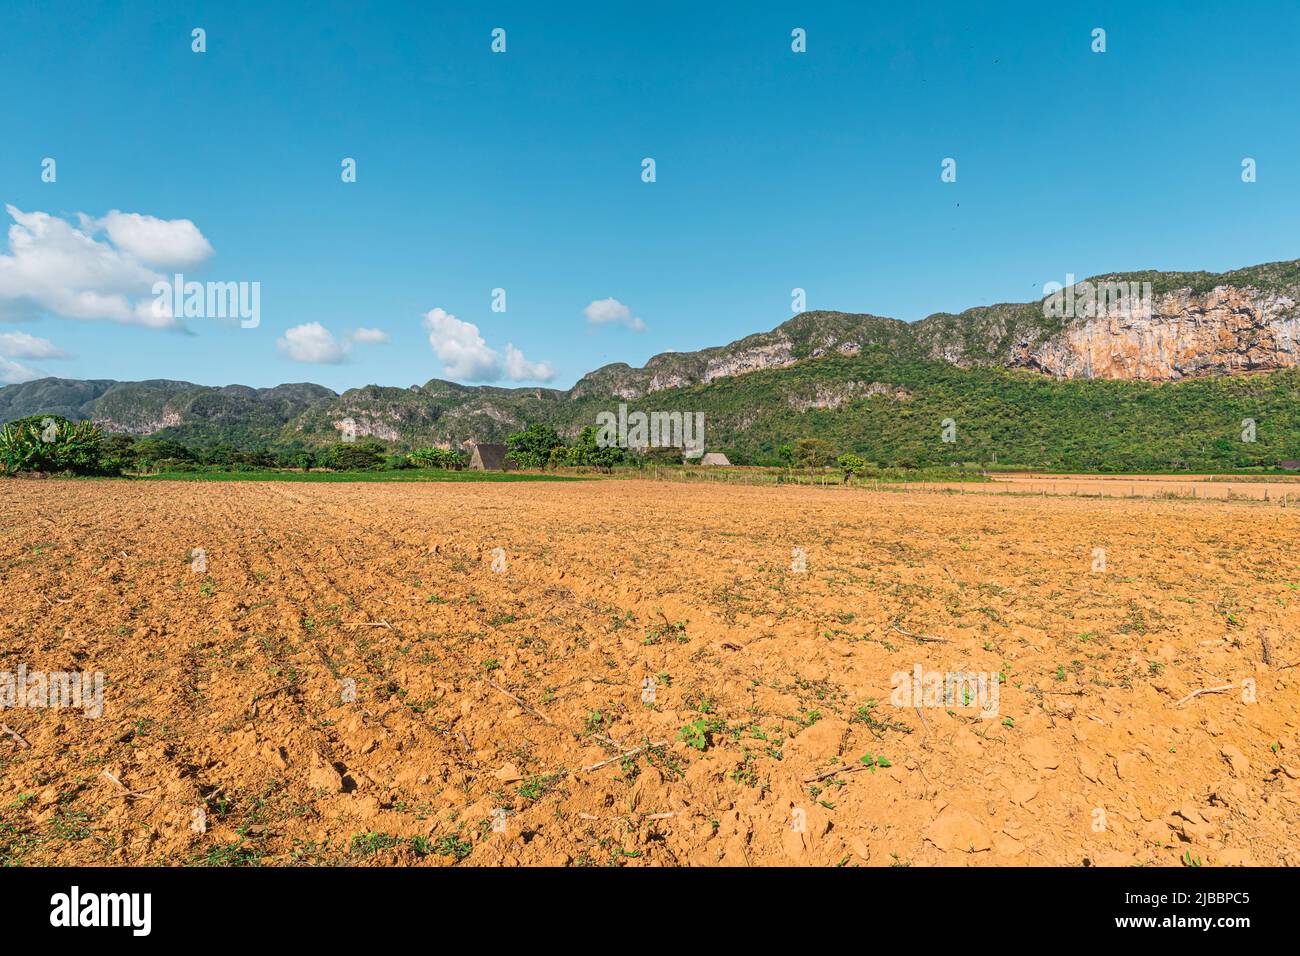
<box><xmin>134</xmin><ymin>437</ymin><xmax>195</xmax><ymax>469</ymax></box>
<box><xmin>233</xmin><ymin>448</ymin><xmax>275</xmax><ymax>469</ymax></box>
<box><xmin>101</xmin><ymin>433</ymin><xmax>139</xmax><ymax>474</ymax></box>
<box><xmin>564</xmin><ymin>425</ymin><xmax>624</xmax><ymax>470</ymax></box>
<box><xmin>329</xmin><ymin>440</ymin><xmax>386</xmax><ymax>470</ymax></box>
<box><xmin>837</xmin><ymin>453</ymin><xmax>866</xmax><ymax>483</ymax></box>
<box><xmin>795</xmin><ymin>438</ymin><xmax>835</xmax><ymax>468</ymax></box>
<box><xmin>506</xmin><ymin>423</ymin><xmax>563</xmax><ymax>469</ymax></box>
<box><xmin>279</xmin><ymin>449</ymin><xmax>318</xmax><ymax>471</ymax></box>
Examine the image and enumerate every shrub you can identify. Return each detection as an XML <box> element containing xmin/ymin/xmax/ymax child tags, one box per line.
<box><xmin>154</xmin><ymin>458</ymin><xmax>198</xmax><ymax>472</ymax></box>
<box><xmin>563</xmin><ymin>425</ymin><xmax>624</xmax><ymax>471</ymax></box>
<box><xmin>329</xmin><ymin>440</ymin><xmax>386</xmax><ymax>470</ymax></box>
<box><xmin>506</xmin><ymin>423</ymin><xmax>563</xmax><ymax>469</ymax></box>
<box><xmin>134</xmin><ymin>438</ymin><xmax>195</xmax><ymax>470</ymax></box>
<box><xmin>277</xmin><ymin>449</ymin><xmax>319</xmax><ymax>471</ymax></box>
<box><xmin>0</xmin><ymin>415</ymin><xmax>107</xmax><ymax>475</ymax></box>
<box><xmin>101</xmin><ymin>433</ymin><xmax>139</xmax><ymax>473</ymax></box>
<box><xmin>837</xmin><ymin>453</ymin><xmax>866</xmax><ymax>483</ymax></box>
<box><xmin>409</xmin><ymin>447</ymin><xmax>464</xmax><ymax>470</ymax></box>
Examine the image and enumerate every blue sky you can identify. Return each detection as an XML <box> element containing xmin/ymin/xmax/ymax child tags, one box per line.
<box><xmin>1</xmin><ymin>0</ymin><xmax>1297</xmax><ymax>392</ymax></box>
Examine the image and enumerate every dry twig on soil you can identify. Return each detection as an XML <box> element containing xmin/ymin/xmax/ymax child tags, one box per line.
<box><xmin>0</xmin><ymin>723</ymin><xmax>30</xmax><ymax>748</ymax></box>
<box><xmin>803</xmin><ymin>763</ymin><xmax>874</xmax><ymax>783</ymax></box>
<box><xmin>100</xmin><ymin>770</ymin><xmax>155</xmax><ymax>800</ymax></box>
<box><xmin>1259</xmin><ymin>630</ymin><xmax>1274</xmax><ymax>666</ymax></box>
<box><xmin>1173</xmin><ymin>683</ymin><xmax>1240</xmax><ymax>706</ymax></box>
<box><xmin>889</xmin><ymin>620</ymin><xmax>947</xmax><ymax>644</ymax></box>
<box><xmin>580</xmin><ymin>740</ymin><xmax>671</xmax><ymax>773</ymax></box>
<box><xmin>486</xmin><ymin>679</ymin><xmax>557</xmax><ymax>727</ymax></box>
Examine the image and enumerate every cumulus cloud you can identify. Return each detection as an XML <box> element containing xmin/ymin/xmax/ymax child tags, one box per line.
<box><xmin>277</xmin><ymin>322</ymin><xmax>351</xmax><ymax>364</ymax></box>
<box><xmin>0</xmin><ymin>331</ymin><xmax>70</xmax><ymax>359</ymax></box>
<box><xmin>584</xmin><ymin>297</ymin><xmax>645</xmax><ymax>331</ymax></box>
<box><xmin>351</xmin><ymin>327</ymin><xmax>390</xmax><ymax>344</ymax></box>
<box><xmin>0</xmin><ymin>205</ymin><xmax>214</xmax><ymax>329</ymax></box>
<box><xmin>423</xmin><ymin>308</ymin><xmax>500</xmax><ymax>380</ymax></box>
<box><xmin>423</xmin><ymin>307</ymin><xmax>555</xmax><ymax>383</ymax></box>
<box><xmin>0</xmin><ymin>330</ymin><xmax>70</xmax><ymax>383</ymax></box>
<box><xmin>504</xmin><ymin>343</ymin><xmax>555</xmax><ymax>382</ymax></box>
<box><xmin>0</xmin><ymin>356</ymin><xmax>40</xmax><ymax>384</ymax></box>
<box><xmin>92</xmin><ymin>210</ymin><xmax>214</xmax><ymax>268</ymax></box>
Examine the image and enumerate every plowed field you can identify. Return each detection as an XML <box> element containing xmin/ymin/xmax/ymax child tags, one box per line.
<box><xmin>1</xmin><ymin>479</ymin><xmax>1297</xmax><ymax>866</ymax></box>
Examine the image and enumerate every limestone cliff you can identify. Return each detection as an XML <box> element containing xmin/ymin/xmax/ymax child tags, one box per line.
<box><xmin>1011</xmin><ymin>286</ymin><xmax>1300</xmax><ymax>380</ymax></box>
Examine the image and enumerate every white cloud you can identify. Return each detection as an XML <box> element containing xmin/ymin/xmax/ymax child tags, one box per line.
<box><xmin>0</xmin><ymin>331</ymin><xmax>70</xmax><ymax>359</ymax></box>
<box><xmin>422</xmin><ymin>307</ymin><xmax>555</xmax><ymax>383</ymax></box>
<box><xmin>277</xmin><ymin>322</ymin><xmax>351</xmax><ymax>364</ymax></box>
<box><xmin>423</xmin><ymin>308</ymin><xmax>501</xmax><ymax>380</ymax></box>
<box><xmin>584</xmin><ymin>297</ymin><xmax>645</xmax><ymax>331</ymax></box>
<box><xmin>0</xmin><ymin>356</ymin><xmax>40</xmax><ymax>384</ymax></box>
<box><xmin>503</xmin><ymin>343</ymin><xmax>555</xmax><ymax>382</ymax></box>
<box><xmin>93</xmin><ymin>210</ymin><xmax>214</xmax><ymax>268</ymax></box>
<box><xmin>351</xmin><ymin>327</ymin><xmax>390</xmax><ymax>344</ymax></box>
<box><xmin>0</xmin><ymin>205</ymin><xmax>214</xmax><ymax>329</ymax></box>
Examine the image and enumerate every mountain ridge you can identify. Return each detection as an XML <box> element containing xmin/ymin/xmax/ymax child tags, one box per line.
<box><xmin>4</xmin><ymin>257</ymin><xmax>1300</xmax><ymax>468</ymax></box>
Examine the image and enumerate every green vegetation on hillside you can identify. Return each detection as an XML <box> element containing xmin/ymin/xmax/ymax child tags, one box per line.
<box><xmin>654</xmin><ymin>352</ymin><xmax>1300</xmax><ymax>471</ymax></box>
<box><xmin>4</xmin><ymin>256</ymin><xmax>1299</xmax><ymax>474</ymax></box>
<box><xmin>8</xmin><ymin>353</ymin><xmax>1300</xmax><ymax>475</ymax></box>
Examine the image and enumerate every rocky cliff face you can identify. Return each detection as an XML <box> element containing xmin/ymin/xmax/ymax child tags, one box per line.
<box><xmin>703</xmin><ymin>341</ymin><xmax>798</xmax><ymax>384</ymax></box>
<box><xmin>6</xmin><ymin>259</ymin><xmax>1300</xmax><ymax>447</ymax></box>
<box><xmin>569</xmin><ymin>311</ymin><xmax>912</xmax><ymax>400</ymax></box>
<box><xmin>1010</xmin><ymin>286</ymin><xmax>1300</xmax><ymax>380</ymax></box>
<box><xmin>785</xmin><ymin>380</ymin><xmax>911</xmax><ymax>412</ymax></box>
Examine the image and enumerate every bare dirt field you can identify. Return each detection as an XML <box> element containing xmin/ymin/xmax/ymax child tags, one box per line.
<box><xmin>914</xmin><ymin>473</ymin><xmax>1300</xmax><ymax>501</ymax></box>
<box><xmin>1</xmin><ymin>478</ymin><xmax>1297</xmax><ymax>866</ymax></box>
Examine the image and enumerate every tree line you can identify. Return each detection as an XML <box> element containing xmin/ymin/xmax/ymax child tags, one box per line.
<box><xmin>0</xmin><ymin>415</ymin><xmax>628</xmax><ymax>476</ymax></box>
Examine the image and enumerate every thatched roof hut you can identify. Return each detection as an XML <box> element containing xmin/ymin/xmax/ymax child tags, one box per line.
<box><xmin>469</xmin><ymin>443</ymin><xmax>510</xmax><ymax>470</ymax></box>
<box><xmin>699</xmin><ymin>452</ymin><xmax>731</xmax><ymax>467</ymax></box>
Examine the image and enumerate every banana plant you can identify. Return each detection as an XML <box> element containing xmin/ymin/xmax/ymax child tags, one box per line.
<box><xmin>0</xmin><ymin>415</ymin><xmax>105</xmax><ymax>475</ymax></box>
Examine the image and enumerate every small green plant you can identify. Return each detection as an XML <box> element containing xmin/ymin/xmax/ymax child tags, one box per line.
<box><xmin>191</xmin><ymin>840</ymin><xmax>261</xmax><ymax>867</ymax></box>
<box><xmin>677</xmin><ymin>717</ymin><xmax>722</xmax><ymax>751</ymax></box>
<box><xmin>432</xmin><ymin>834</ymin><xmax>473</xmax><ymax>862</ymax></box>
<box><xmin>643</xmin><ymin>620</ymin><xmax>688</xmax><ymax>645</ymax></box>
<box><xmin>349</xmin><ymin>831</ymin><xmax>401</xmax><ymax>856</ymax></box>
<box><xmin>730</xmin><ymin>748</ymin><xmax>760</xmax><ymax>787</ymax></box>
<box><xmin>795</xmin><ymin>707</ymin><xmax>822</xmax><ymax>729</ymax></box>
<box><xmin>516</xmin><ymin>773</ymin><xmax>565</xmax><ymax>801</ymax></box>
<box><xmin>852</xmin><ymin>699</ymin><xmax>912</xmax><ymax>737</ymax></box>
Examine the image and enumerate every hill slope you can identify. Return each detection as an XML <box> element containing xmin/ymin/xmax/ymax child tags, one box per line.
<box><xmin>3</xmin><ymin>258</ymin><xmax>1299</xmax><ymax>470</ymax></box>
